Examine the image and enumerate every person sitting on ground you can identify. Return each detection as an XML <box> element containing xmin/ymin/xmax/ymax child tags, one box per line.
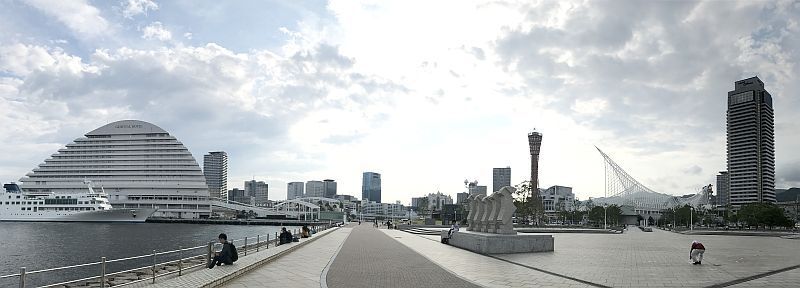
<box><xmin>690</xmin><ymin>240</ymin><xmax>706</xmax><ymax>265</ymax></box>
<box><xmin>208</xmin><ymin>233</ymin><xmax>237</xmax><ymax>269</ymax></box>
<box><xmin>279</xmin><ymin>227</ymin><xmax>293</xmax><ymax>245</ymax></box>
<box><xmin>301</xmin><ymin>225</ymin><xmax>311</xmax><ymax>238</ymax></box>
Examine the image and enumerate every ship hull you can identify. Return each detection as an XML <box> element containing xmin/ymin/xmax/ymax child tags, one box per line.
<box><xmin>0</xmin><ymin>208</ymin><xmax>158</xmax><ymax>223</ymax></box>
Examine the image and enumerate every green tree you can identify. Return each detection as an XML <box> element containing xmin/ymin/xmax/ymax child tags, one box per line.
<box><xmin>588</xmin><ymin>206</ymin><xmax>604</xmax><ymax>225</ymax></box>
<box><xmin>513</xmin><ymin>181</ymin><xmax>545</xmax><ymax>226</ymax></box>
<box><xmin>606</xmin><ymin>205</ymin><xmax>622</xmax><ymax>226</ymax></box>
<box><xmin>417</xmin><ymin>197</ymin><xmax>429</xmax><ymax>220</ymax></box>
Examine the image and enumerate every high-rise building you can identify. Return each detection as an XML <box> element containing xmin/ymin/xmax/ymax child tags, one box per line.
<box><xmin>528</xmin><ymin>131</ymin><xmax>543</xmax><ymax>191</ymax></box>
<box><xmin>287</xmin><ymin>182</ymin><xmax>304</xmax><ymax>199</ymax></box>
<box><xmin>244</xmin><ymin>180</ymin><xmax>268</xmax><ymax>206</ymax></box>
<box><xmin>204</xmin><ymin>151</ymin><xmax>228</xmax><ymax>201</ymax></box>
<box><xmin>19</xmin><ymin>120</ymin><xmax>211</xmax><ymax>219</ymax></box>
<box><xmin>466</xmin><ymin>180</ymin><xmax>487</xmax><ymax>196</ymax></box>
<box><xmin>362</xmin><ymin>172</ymin><xmax>382</xmax><ymax>203</ymax></box>
<box><xmin>305</xmin><ymin>180</ymin><xmax>324</xmax><ymax>198</ymax></box>
<box><xmin>716</xmin><ymin>171</ymin><xmax>730</xmax><ymax>208</ymax></box>
<box><xmin>456</xmin><ymin>192</ymin><xmax>469</xmax><ymax>204</ymax></box>
<box><xmin>727</xmin><ymin>76</ymin><xmax>775</xmax><ymax>206</ymax></box>
<box><xmin>228</xmin><ymin>188</ymin><xmax>249</xmax><ymax>204</ymax></box>
<box><xmin>323</xmin><ymin>179</ymin><xmax>337</xmax><ymax>198</ymax></box>
<box><xmin>411</xmin><ymin>197</ymin><xmax>426</xmax><ymax>208</ymax></box>
<box><xmin>493</xmin><ymin>167</ymin><xmax>511</xmax><ymax>193</ymax></box>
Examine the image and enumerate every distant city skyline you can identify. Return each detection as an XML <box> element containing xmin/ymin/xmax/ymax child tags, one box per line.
<box><xmin>2</xmin><ymin>1</ymin><xmax>800</xmax><ymax>205</ymax></box>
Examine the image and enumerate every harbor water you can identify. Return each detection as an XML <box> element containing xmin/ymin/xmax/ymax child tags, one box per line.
<box><xmin>0</xmin><ymin>222</ymin><xmax>287</xmax><ymax>287</ymax></box>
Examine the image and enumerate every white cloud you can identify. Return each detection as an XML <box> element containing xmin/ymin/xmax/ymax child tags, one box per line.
<box><xmin>141</xmin><ymin>22</ymin><xmax>171</xmax><ymax>41</ymax></box>
<box><xmin>3</xmin><ymin>1</ymin><xmax>800</xmax><ymax>203</ymax></box>
<box><xmin>24</xmin><ymin>0</ymin><xmax>109</xmax><ymax>37</ymax></box>
<box><xmin>122</xmin><ymin>0</ymin><xmax>158</xmax><ymax>19</ymax></box>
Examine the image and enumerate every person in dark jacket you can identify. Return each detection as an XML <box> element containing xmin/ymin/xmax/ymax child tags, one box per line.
<box><xmin>208</xmin><ymin>233</ymin><xmax>234</xmax><ymax>269</ymax></box>
<box><xmin>279</xmin><ymin>227</ymin><xmax>293</xmax><ymax>245</ymax></box>
<box><xmin>690</xmin><ymin>240</ymin><xmax>706</xmax><ymax>265</ymax></box>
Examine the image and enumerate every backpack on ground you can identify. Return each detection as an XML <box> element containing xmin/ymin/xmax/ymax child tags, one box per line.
<box><xmin>230</xmin><ymin>243</ymin><xmax>239</xmax><ymax>262</ymax></box>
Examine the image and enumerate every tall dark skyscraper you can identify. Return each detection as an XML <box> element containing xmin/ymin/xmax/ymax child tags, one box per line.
<box><xmin>528</xmin><ymin>131</ymin><xmax>542</xmax><ymax>191</ymax></box>
<box><xmin>323</xmin><ymin>179</ymin><xmax>337</xmax><ymax>198</ymax></box>
<box><xmin>727</xmin><ymin>76</ymin><xmax>775</xmax><ymax>206</ymax></box>
<box><xmin>362</xmin><ymin>172</ymin><xmax>381</xmax><ymax>203</ymax></box>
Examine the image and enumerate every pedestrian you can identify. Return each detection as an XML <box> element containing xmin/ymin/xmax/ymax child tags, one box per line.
<box><xmin>208</xmin><ymin>233</ymin><xmax>238</xmax><ymax>269</ymax></box>
<box><xmin>301</xmin><ymin>225</ymin><xmax>311</xmax><ymax>238</ymax></box>
<box><xmin>690</xmin><ymin>240</ymin><xmax>705</xmax><ymax>265</ymax></box>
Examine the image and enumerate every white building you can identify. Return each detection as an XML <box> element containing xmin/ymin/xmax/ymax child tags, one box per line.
<box><xmin>305</xmin><ymin>181</ymin><xmax>324</xmax><ymax>198</ymax></box>
<box><xmin>19</xmin><ymin>120</ymin><xmax>211</xmax><ymax>219</ymax></box>
<box><xmin>244</xmin><ymin>180</ymin><xmax>268</xmax><ymax>206</ymax></box>
<box><xmin>427</xmin><ymin>191</ymin><xmax>453</xmax><ymax>211</ymax></box>
<box><xmin>362</xmin><ymin>201</ymin><xmax>406</xmax><ymax>217</ymax></box>
<box><xmin>287</xmin><ymin>182</ymin><xmax>304</xmax><ymax>199</ymax></box>
<box><xmin>539</xmin><ymin>185</ymin><xmax>576</xmax><ymax>215</ymax></box>
<box><xmin>203</xmin><ymin>151</ymin><xmax>228</xmax><ymax>200</ymax></box>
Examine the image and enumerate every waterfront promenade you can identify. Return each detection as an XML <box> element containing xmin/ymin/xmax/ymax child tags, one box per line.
<box><xmin>141</xmin><ymin>223</ymin><xmax>800</xmax><ymax>288</ymax></box>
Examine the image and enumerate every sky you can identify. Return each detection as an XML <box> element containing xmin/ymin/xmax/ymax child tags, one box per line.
<box><xmin>1</xmin><ymin>0</ymin><xmax>799</xmax><ymax>204</ymax></box>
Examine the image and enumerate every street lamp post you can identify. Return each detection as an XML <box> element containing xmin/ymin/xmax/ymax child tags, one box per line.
<box><xmin>690</xmin><ymin>207</ymin><xmax>694</xmax><ymax>231</ymax></box>
<box><xmin>603</xmin><ymin>204</ymin><xmax>608</xmax><ymax>230</ymax></box>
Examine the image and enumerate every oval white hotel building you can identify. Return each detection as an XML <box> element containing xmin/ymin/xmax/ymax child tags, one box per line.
<box><xmin>19</xmin><ymin>120</ymin><xmax>211</xmax><ymax>219</ymax></box>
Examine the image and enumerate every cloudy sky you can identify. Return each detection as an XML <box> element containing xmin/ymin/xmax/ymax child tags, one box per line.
<box><xmin>1</xmin><ymin>0</ymin><xmax>799</xmax><ymax>204</ymax></box>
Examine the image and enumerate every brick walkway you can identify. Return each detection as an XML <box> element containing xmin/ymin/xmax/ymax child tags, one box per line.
<box><xmin>325</xmin><ymin>225</ymin><xmax>480</xmax><ymax>288</ymax></box>
<box><xmin>223</xmin><ymin>227</ymin><xmax>352</xmax><ymax>288</ymax></box>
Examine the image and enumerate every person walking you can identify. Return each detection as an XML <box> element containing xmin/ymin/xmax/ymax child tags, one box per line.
<box><xmin>690</xmin><ymin>240</ymin><xmax>706</xmax><ymax>265</ymax></box>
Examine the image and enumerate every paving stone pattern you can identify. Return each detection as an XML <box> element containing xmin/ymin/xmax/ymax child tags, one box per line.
<box><xmin>727</xmin><ymin>267</ymin><xmax>800</xmax><ymax>288</ymax></box>
<box><xmin>383</xmin><ymin>229</ymin><xmax>593</xmax><ymax>288</ymax></box>
<box><xmin>326</xmin><ymin>225</ymin><xmax>481</xmax><ymax>288</ymax></box>
<box><xmin>223</xmin><ymin>227</ymin><xmax>352</xmax><ymax>288</ymax></box>
<box><xmin>494</xmin><ymin>227</ymin><xmax>800</xmax><ymax>288</ymax></box>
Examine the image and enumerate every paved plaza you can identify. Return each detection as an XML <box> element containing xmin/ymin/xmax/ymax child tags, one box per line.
<box><xmin>219</xmin><ymin>224</ymin><xmax>800</xmax><ymax>288</ymax></box>
<box><xmin>326</xmin><ymin>225</ymin><xmax>480</xmax><ymax>288</ymax></box>
<box><xmin>494</xmin><ymin>227</ymin><xmax>800</xmax><ymax>287</ymax></box>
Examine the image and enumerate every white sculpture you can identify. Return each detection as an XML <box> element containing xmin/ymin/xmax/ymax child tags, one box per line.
<box><xmin>472</xmin><ymin>196</ymin><xmax>485</xmax><ymax>232</ymax></box>
<box><xmin>466</xmin><ymin>194</ymin><xmax>478</xmax><ymax>231</ymax></box>
<box><xmin>481</xmin><ymin>195</ymin><xmax>495</xmax><ymax>233</ymax></box>
<box><xmin>488</xmin><ymin>192</ymin><xmax>502</xmax><ymax>233</ymax></box>
<box><xmin>497</xmin><ymin>186</ymin><xmax>518</xmax><ymax>234</ymax></box>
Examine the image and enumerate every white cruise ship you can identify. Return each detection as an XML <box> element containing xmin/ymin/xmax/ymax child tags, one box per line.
<box><xmin>1</xmin><ymin>182</ymin><xmax>157</xmax><ymax>222</ymax></box>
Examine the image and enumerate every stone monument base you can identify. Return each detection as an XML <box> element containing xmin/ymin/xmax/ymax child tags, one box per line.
<box><xmin>442</xmin><ymin>231</ymin><xmax>554</xmax><ymax>254</ymax></box>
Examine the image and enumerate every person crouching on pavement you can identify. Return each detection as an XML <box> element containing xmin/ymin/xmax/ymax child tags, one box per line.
<box><xmin>690</xmin><ymin>240</ymin><xmax>705</xmax><ymax>265</ymax></box>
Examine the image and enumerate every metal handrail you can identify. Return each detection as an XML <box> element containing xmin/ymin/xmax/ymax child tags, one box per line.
<box><xmin>25</xmin><ymin>261</ymin><xmax>102</xmax><ymax>275</ymax></box>
<box><xmin>1</xmin><ymin>223</ymin><xmax>333</xmax><ymax>287</ymax></box>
